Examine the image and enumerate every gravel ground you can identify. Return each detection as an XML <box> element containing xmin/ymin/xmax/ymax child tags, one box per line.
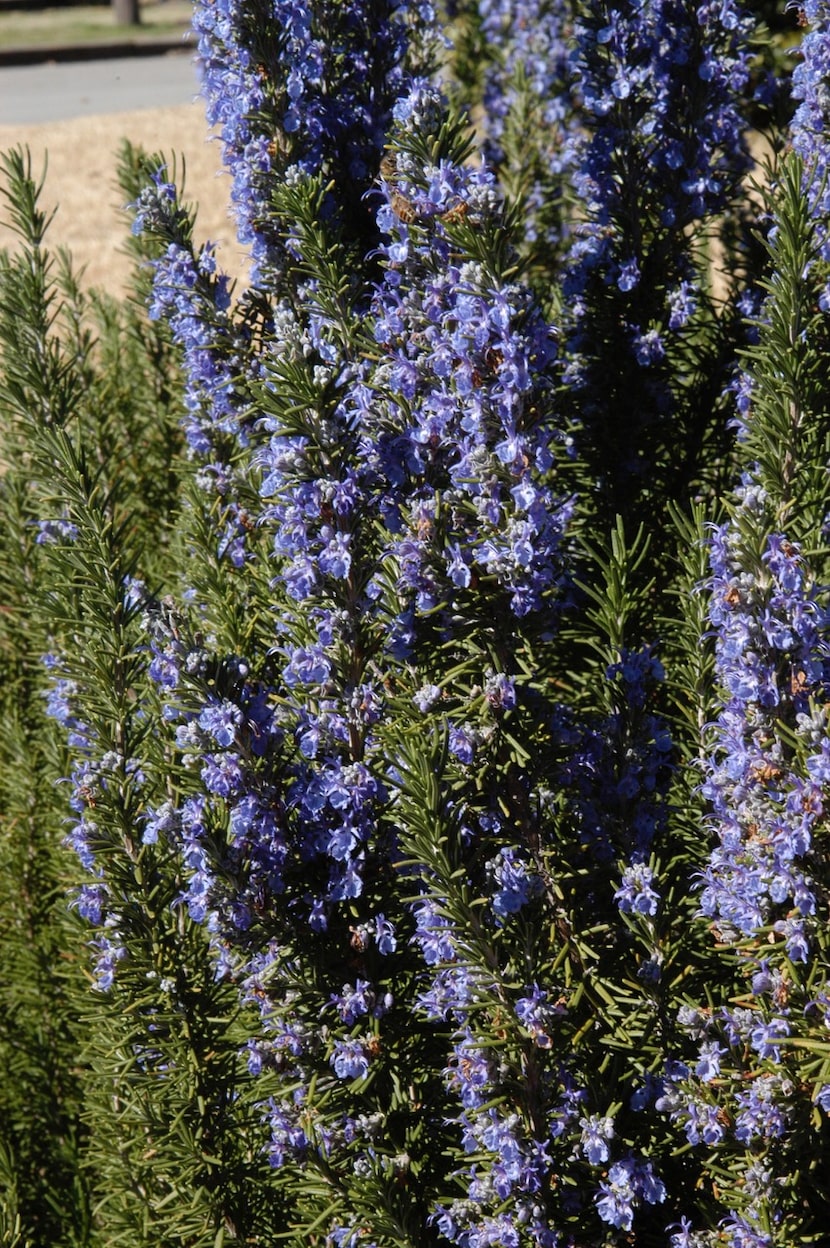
<box><xmin>0</xmin><ymin>100</ymin><xmax>248</xmax><ymax>293</ymax></box>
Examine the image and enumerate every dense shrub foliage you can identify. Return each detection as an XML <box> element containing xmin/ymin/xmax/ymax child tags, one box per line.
<box><xmin>4</xmin><ymin>2</ymin><xmax>830</xmax><ymax>1246</ymax></box>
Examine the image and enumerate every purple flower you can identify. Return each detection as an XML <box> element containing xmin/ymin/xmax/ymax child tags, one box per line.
<box><xmin>792</xmin><ymin>1</ymin><xmax>830</xmax><ymax>247</ymax></box>
<box><xmin>192</xmin><ymin>0</ymin><xmax>438</xmax><ymax>281</ymax></box>
<box><xmin>446</xmin><ymin>1035</ymin><xmax>493</xmax><ymax>1110</ymax></box>
<box><xmin>719</xmin><ymin>1213</ymin><xmax>774</xmax><ymax>1248</ymax></box>
<box><xmin>373</xmin><ymin>913</ymin><xmax>397</xmax><ymax>954</ymax></box>
<box><xmin>449</xmin><ymin>724</ymin><xmax>477</xmax><ymax>765</ymax></box>
<box><xmin>331</xmin><ymin>1037</ymin><xmax>371</xmax><ymax>1081</ymax></box>
<box><xmin>488</xmin><ymin>848</ymin><xmax>539</xmax><ymax>917</ymax></box>
<box><xmin>694</xmin><ymin>1040</ymin><xmax>726</xmax><ymax>1083</ymax></box>
<box><xmin>561</xmin><ymin>0</ymin><xmax>756</xmax><ymax>520</ymax></box>
<box><xmin>412</xmin><ymin>899</ymin><xmax>457</xmax><ymax>965</ymax></box>
<box><xmin>198</xmin><ymin>698</ymin><xmax>244</xmax><ymax>747</ymax></box>
<box><xmin>596</xmin><ymin>1156</ymin><xmax>666</xmax><ymax>1231</ymax></box>
<box><xmin>579</xmin><ymin>1113</ymin><xmax>614</xmax><ymax>1164</ymax></box>
<box><xmin>733</xmin><ymin>1075</ymin><xmax>792</xmax><ymax>1143</ymax></box>
<box><xmin>413</xmin><ymin>683</ymin><xmax>442</xmax><ymax>712</ymax></box>
<box><xmin>331</xmin><ymin>980</ymin><xmax>376</xmax><ymax>1024</ymax></box>
<box><xmin>615</xmin><ymin>862</ymin><xmax>660</xmax><ymax>915</ymax></box>
<box><xmin>515</xmin><ymin>983</ymin><xmax>562</xmax><ymax>1048</ymax></box>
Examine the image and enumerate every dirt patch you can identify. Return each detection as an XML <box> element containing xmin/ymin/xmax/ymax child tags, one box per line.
<box><xmin>0</xmin><ymin>100</ymin><xmax>249</xmax><ymax>293</ymax></box>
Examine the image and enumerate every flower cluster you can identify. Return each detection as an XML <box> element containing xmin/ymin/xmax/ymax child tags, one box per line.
<box><xmin>700</xmin><ymin>504</ymin><xmax>830</xmax><ymax>950</ymax></box>
<box><xmin>560</xmin><ymin>0</ymin><xmax>758</xmax><ymax>524</ymax></box>
<box><xmin>66</xmin><ymin>3</ymin><xmax>830</xmax><ymax>1246</ymax></box>
<box><xmin>411</xmin><ymin>889</ymin><xmax>569</xmax><ymax>1246</ymax></box>
<box><xmin>567</xmin><ymin>0</ymin><xmax>754</xmax><ymax>249</ymax></box>
<box><xmin>402</xmin><ymin>755</ymin><xmax>672</xmax><ymax>1244</ymax></box>
<box><xmin>658</xmin><ymin>470</ymin><xmax>830</xmax><ymax>1243</ymax></box>
<box><xmin>556</xmin><ymin>647</ymin><xmax>673</xmax><ymax>867</ymax></box>
<box><xmin>475</xmin><ymin>0</ymin><xmax>577</xmax><ymax>260</ymax></box>
<box><xmin>42</xmin><ymin>641</ymin><xmax>146</xmax><ymax>990</ymax></box>
<box><xmin>193</xmin><ymin>0</ymin><xmax>438</xmax><ymax>280</ymax></box>
<box><xmin>148</xmin><ymin>242</ymin><xmax>244</xmax><ymax>453</ymax></box>
<box><xmin>359</xmin><ymin>84</ymin><xmax>574</xmax><ymax>633</ymax></box>
<box><xmin>792</xmin><ymin>1</ymin><xmax>830</xmax><ymax>248</ymax></box>
<box><xmin>23</xmin><ymin>0</ymin><xmax>830</xmax><ymax>1240</ymax></box>
<box><xmin>144</xmin><ymin>597</ymin><xmax>395</xmax><ymax>941</ymax></box>
<box><xmin>133</xmin><ymin>172</ymin><xmax>266</xmax><ymax>565</ymax></box>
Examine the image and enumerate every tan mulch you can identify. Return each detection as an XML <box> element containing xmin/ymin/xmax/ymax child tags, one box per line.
<box><xmin>0</xmin><ymin>101</ymin><xmax>249</xmax><ymax>293</ymax></box>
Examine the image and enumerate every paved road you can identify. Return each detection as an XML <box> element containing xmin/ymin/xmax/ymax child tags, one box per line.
<box><xmin>1</xmin><ymin>48</ymin><xmax>201</xmax><ymax>125</ymax></box>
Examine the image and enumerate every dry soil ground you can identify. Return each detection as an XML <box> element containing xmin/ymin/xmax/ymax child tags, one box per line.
<box><xmin>0</xmin><ymin>101</ymin><xmax>249</xmax><ymax>292</ymax></box>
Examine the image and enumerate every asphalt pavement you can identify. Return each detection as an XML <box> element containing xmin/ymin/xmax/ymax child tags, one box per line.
<box><xmin>0</xmin><ymin>18</ymin><xmax>200</xmax><ymax>126</ymax></box>
<box><xmin>1</xmin><ymin>46</ymin><xmax>201</xmax><ymax>123</ymax></box>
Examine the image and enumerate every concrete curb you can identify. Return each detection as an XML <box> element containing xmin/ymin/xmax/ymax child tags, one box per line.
<box><xmin>0</xmin><ymin>29</ymin><xmax>193</xmax><ymax>67</ymax></box>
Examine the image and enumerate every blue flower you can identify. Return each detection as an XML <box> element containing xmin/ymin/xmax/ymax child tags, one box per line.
<box><xmin>596</xmin><ymin>1156</ymin><xmax>666</xmax><ymax>1230</ymax></box>
<box><xmin>579</xmin><ymin>1113</ymin><xmax>614</xmax><ymax>1164</ymax></box>
<box><xmin>615</xmin><ymin>862</ymin><xmax>660</xmax><ymax>915</ymax></box>
<box><xmin>331</xmin><ymin>1037</ymin><xmax>370</xmax><ymax>1080</ymax></box>
<box><xmin>487</xmin><ymin>847</ymin><xmax>539</xmax><ymax>917</ymax></box>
